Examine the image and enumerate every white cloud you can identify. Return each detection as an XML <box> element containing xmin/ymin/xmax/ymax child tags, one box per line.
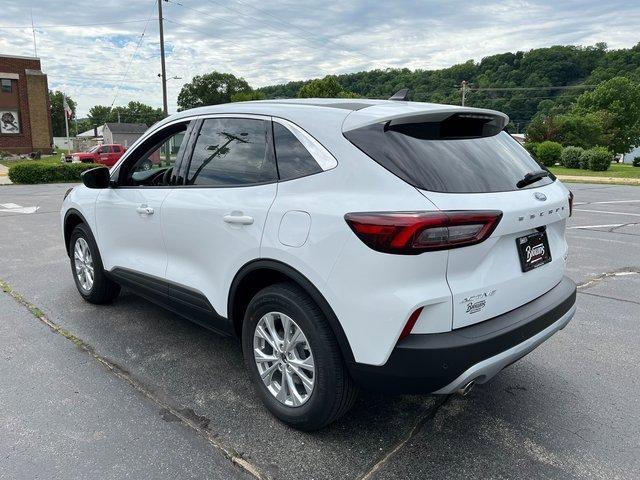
<box><xmin>1</xmin><ymin>0</ymin><xmax>638</xmax><ymax>117</ymax></box>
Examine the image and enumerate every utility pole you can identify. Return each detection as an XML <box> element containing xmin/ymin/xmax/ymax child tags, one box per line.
<box><xmin>63</xmin><ymin>94</ymin><xmax>70</xmax><ymax>155</ymax></box>
<box><xmin>158</xmin><ymin>0</ymin><xmax>168</xmax><ymax>117</ymax></box>
<box><xmin>461</xmin><ymin>80</ymin><xmax>468</xmax><ymax>106</ymax></box>
<box><xmin>30</xmin><ymin>10</ymin><xmax>37</xmax><ymax>57</ymax></box>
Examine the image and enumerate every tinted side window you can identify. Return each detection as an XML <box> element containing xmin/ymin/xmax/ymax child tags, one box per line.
<box><xmin>113</xmin><ymin>145</ymin><xmax>121</xmax><ymax>152</ymax></box>
<box><xmin>273</xmin><ymin>123</ymin><xmax>322</xmax><ymax>180</ymax></box>
<box><xmin>187</xmin><ymin>118</ymin><xmax>276</xmax><ymax>186</ymax></box>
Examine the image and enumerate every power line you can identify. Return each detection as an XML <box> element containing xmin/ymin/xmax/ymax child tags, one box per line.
<box><xmin>207</xmin><ymin>0</ymin><xmax>378</xmax><ymax>63</ymax></box>
<box><xmin>164</xmin><ymin>17</ymin><xmax>296</xmax><ymax>63</ymax></box>
<box><xmin>471</xmin><ymin>85</ymin><xmax>597</xmax><ymax>92</ymax></box>
<box><xmin>108</xmin><ymin>0</ymin><xmax>158</xmax><ymax>112</ymax></box>
<box><xmin>165</xmin><ymin>1</ymin><xmax>308</xmax><ymax>53</ymax></box>
<box><xmin>166</xmin><ymin>0</ymin><xmax>375</xmax><ymax>66</ymax></box>
<box><xmin>0</xmin><ymin>19</ymin><xmax>152</xmax><ymax>29</ymax></box>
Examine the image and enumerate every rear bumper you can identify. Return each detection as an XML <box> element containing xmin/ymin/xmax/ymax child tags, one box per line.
<box><xmin>348</xmin><ymin>276</ymin><xmax>576</xmax><ymax>394</ymax></box>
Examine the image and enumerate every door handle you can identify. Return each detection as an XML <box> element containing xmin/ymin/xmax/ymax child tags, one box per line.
<box><xmin>136</xmin><ymin>204</ymin><xmax>154</xmax><ymax>215</ymax></box>
<box><xmin>223</xmin><ymin>212</ymin><xmax>254</xmax><ymax>225</ymax></box>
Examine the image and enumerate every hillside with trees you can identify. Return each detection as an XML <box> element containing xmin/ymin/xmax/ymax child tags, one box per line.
<box><xmin>258</xmin><ymin>43</ymin><xmax>640</xmax><ymax>143</ymax></box>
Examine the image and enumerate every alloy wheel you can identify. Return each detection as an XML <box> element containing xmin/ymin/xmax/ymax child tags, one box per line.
<box><xmin>73</xmin><ymin>237</ymin><xmax>94</xmax><ymax>292</ymax></box>
<box><xmin>253</xmin><ymin>311</ymin><xmax>315</xmax><ymax>407</ymax></box>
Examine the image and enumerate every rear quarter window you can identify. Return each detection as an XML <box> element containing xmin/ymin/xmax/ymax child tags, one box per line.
<box><xmin>273</xmin><ymin>122</ymin><xmax>323</xmax><ymax>180</ymax></box>
<box><xmin>344</xmin><ymin>122</ymin><xmax>554</xmax><ymax>193</ymax></box>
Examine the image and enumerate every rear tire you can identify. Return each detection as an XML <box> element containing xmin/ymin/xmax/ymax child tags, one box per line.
<box><xmin>242</xmin><ymin>282</ymin><xmax>357</xmax><ymax>431</ymax></box>
<box><xmin>69</xmin><ymin>224</ymin><xmax>120</xmax><ymax>304</ymax></box>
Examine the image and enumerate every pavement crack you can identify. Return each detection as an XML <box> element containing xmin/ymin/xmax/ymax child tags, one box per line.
<box><xmin>0</xmin><ymin>279</ymin><xmax>269</xmax><ymax>480</ymax></box>
<box><xmin>579</xmin><ymin>291</ymin><xmax>640</xmax><ymax>306</ymax></box>
<box><xmin>359</xmin><ymin>395</ymin><xmax>452</xmax><ymax>480</ymax></box>
<box><xmin>576</xmin><ymin>268</ymin><xmax>640</xmax><ymax>291</ymax></box>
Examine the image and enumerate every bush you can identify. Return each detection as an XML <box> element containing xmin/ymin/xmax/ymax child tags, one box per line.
<box><xmin>523</xmin><ymin>142</ymin><xmax>539</xmax><ymax>157</ymax></box>
<box><xmin>580</xmin><ymin>147</ymin><xmax>612</xmax><ymax>172</ymax></box>
<box><xmin>633</xmin><ymin>156</ymin><xmax>640</xmax><ymax>167</ymax></box>
<box><xmin>560</xmin><ymin>146</ymin><xmax>584</xmax><ymax>169</ymax></box>
<box><xmin>8</xmin><ymin>162</ymin><xmax>101</xmax><ymax>184</ymax></box>
<box><xmin>536</xmin><ymin>141</ymin><xmax>563</xmax><ymax>167</ymax></box>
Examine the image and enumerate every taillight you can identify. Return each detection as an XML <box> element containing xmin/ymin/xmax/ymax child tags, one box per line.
<box><xmin>344</xmin><ymin>210</ymin><xmax>503</xmax><ymax>254</ymax></box>
<box><xmin>569</xmin><ymin>191</ymin><xmax>574</xmax><ymax>217</ymax></box>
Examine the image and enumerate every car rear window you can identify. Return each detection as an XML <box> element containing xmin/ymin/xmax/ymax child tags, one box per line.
<box><xmin>344</xmin><ymin>120</ymin><xmax>554</xmax><ymax>193</ymax></box>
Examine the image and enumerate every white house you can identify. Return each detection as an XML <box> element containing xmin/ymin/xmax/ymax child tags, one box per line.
<box><xmin>623</xmin><ymin>145</ymin><xmax>640</xmax><ymax>164</ymax></box>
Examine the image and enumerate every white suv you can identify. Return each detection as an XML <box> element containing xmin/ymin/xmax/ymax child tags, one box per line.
<box><xmin>61</xmin><ymin>98</ymin><xmax>577</xmax><ymax>430</ymax></box>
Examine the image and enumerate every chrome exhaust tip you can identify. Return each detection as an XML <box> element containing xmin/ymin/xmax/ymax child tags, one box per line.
<box><xmin>457</xmin><ymin>380</ymin><xmax>475</xmax><ymax>396</ymax></box>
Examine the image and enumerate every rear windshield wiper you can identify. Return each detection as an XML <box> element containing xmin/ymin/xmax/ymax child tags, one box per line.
<box><xmin>517</xmin><ymin>170</ymin><xmax>549</xmax><ymax>189</ymax></box>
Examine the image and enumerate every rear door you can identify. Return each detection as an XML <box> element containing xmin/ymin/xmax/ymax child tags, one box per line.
<box><xmin>344</xmin><ymin>112</ymin><xmax>571</xmax><ymax>329</ymax></box>
<box><xmin>161</xmin><ymin>115</ymin><xmax>278</xmax><ymax>323</ymax></box>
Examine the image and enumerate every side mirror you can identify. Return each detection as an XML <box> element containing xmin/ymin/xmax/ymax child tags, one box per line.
<box><xmin>81</xmin><ymin>167</ymin><xmax>111</xmax><ymax>189</ymax></box>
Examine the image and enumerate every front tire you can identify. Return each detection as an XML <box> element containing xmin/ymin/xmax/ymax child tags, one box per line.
<box><xmin>69</xmin><ymin>224</ymin><xmax>120</xmax><ymax>304</ymax></box>
<box><xmin>242</xmin><ymin>282</ymin><xmax>357</xmax><ymax>430</ymax></box>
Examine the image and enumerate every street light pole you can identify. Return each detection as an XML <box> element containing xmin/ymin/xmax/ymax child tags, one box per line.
<box><xmin>158</xmin><ymin>0</ymin><xmax>168</xmax><ymax>117</ymax></box>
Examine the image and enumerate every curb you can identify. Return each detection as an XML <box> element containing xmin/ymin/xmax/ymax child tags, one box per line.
<box><xmin>556</xmin><ymin>175</ymin><xmax>640</xmax><ymax>186</ymax></box>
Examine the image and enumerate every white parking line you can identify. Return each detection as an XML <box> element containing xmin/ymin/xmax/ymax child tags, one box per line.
<box><xmin>0</xmin><ymin>203</ymin><xmax>39</xmax><ymax>214</ymax></box>
<box><xmin>574</xmin><ymin>209</ymin><xmax>640</xmax><ymax>217</ymax></box>
<box><xmin>568</xmin><ymin>223</ymin><xmax>639</xmax><ymax>230</ymax></box>
<box><xmin>574</xmin><ymin>200</ymin><xmax>640</xmax><ymax>205</ymax></box>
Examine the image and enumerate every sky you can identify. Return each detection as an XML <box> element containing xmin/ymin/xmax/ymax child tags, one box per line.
<box><xmin>1</xmin><ymin>0</ymin><xmax>639</xmax><ymax>117</ymax></box>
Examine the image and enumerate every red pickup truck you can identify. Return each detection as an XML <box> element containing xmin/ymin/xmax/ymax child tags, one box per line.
<box><xmin>70</xmin><ymin>144</ymin><xmax>126</xmax><ymax>167</ymax></box>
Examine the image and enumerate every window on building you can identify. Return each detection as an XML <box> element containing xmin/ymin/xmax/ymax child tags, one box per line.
<box><xmin>1</xmin><ymin>79</ymin><xmax>11</xmax><ymax>93</ymax></box>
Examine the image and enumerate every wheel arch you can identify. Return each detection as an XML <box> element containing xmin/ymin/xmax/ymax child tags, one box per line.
<box><xmin>63</xmin><ymin>208</ymin><xmax>90</xmax><ymax>257</ymax></box>
<box><xmin>228</xmin><ymin>259</ymin><xmax>355</xmax><ymax>363</ymax></box>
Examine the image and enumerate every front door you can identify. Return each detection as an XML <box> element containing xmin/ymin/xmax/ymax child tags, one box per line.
<box><xmin>162</xmin><ymin>116</ymin><xmax>278</xmax><ymax>322</ymax></box>
<box><xmin>95</xmin><ymin>121</ymin><xmax>193</xmax><ymax>282</ymax></box>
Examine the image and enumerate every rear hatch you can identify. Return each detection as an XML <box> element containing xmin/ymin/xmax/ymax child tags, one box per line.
<box><xmin>344</xmin><ymin>104</ymin><xmax>571</xmax><ymax>329</ymax></box>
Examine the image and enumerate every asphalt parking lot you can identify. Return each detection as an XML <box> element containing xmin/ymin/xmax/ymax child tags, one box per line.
<box><xmin>1</xmin><ymin>182</ymin><xmax>639</xmax><ymax>479</ymax></box>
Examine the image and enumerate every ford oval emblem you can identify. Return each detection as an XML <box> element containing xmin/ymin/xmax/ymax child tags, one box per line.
<box><xmin>534</xmin><ymin>192</ymin><xmax>547</xmax><ymax>201</ymax></box>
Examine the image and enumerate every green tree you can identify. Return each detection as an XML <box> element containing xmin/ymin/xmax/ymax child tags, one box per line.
<box><xmin>298</xmin><ymin>75</ymin><xmax>358</xmax><ymax>98</ymax></box>
<box><xmin>230</xmin><ymin>90</ymin><xmax>266</xmax><ymax>102</ymax></box>
<box><xmin>581</xmin><ymin>146</ymin><xmax>612</xmax><ymax>171</ymax></box>
<box><xmin>536</xmin><ymin>141</ymin><xmax>563</xmax><ymax>166</ymax></box>
<box><xmin>573</xmin><ymin>77</ymin><xmax>640</xmax><ymax>153</ymax></box>
<box><xmin>117</xmin><ymin>101</ymin><xmax>164</xmax><ymax>125</ymax></box>
<box><xmin>49</xmin><ymin>90</ymin><xmax>76</xmax><ymax>137</ymax></box>
<box><xmin>74</xmin><ymin>118</ymin><xmax>92</xmax><ymax>136</ymax></box>
<box><xmin>87</xmin><ymin>105</ymin><xmax>113</xmax><ymax>127</ymax></box>
<box><xmin>256</xmin><ymin>43</ymin><xmax>640</xmax><ymax>130</ymax></box>
<box><xmin>560</xmin><ymin>146</ymin><xmax>584</xmax><ymax>168</ymax></box>
<box><xmin>177</xmin><ymin>72</ymin><xmax>251</xmax><ymax>110</ymax></box>
<box><xmin>87</xmin><ymin>102</ymin><xmax>164</xmax><ymax>127</ymax></box>
<box><xmin>554</xmin><ymin>112</ymin><xmax>605</xmax><ymax>149</ymax></box>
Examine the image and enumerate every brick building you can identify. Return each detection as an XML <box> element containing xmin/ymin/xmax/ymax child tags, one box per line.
<box><xmin>0</xmin><ymin>54</ymin><xmax>53</xmax><ymax>155</ymax></box>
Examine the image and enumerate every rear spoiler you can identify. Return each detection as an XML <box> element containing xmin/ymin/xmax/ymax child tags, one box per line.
<box><xmin>343</xmin><ymin>104</ymin><xmax>509</xmax><ymax>139</ymax></box>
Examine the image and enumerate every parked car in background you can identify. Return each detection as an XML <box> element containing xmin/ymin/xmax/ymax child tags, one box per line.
<box><xmin>69</xmin><ymin>144</ymin><xmax>127</xmax><ymax>166</ymax></box>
